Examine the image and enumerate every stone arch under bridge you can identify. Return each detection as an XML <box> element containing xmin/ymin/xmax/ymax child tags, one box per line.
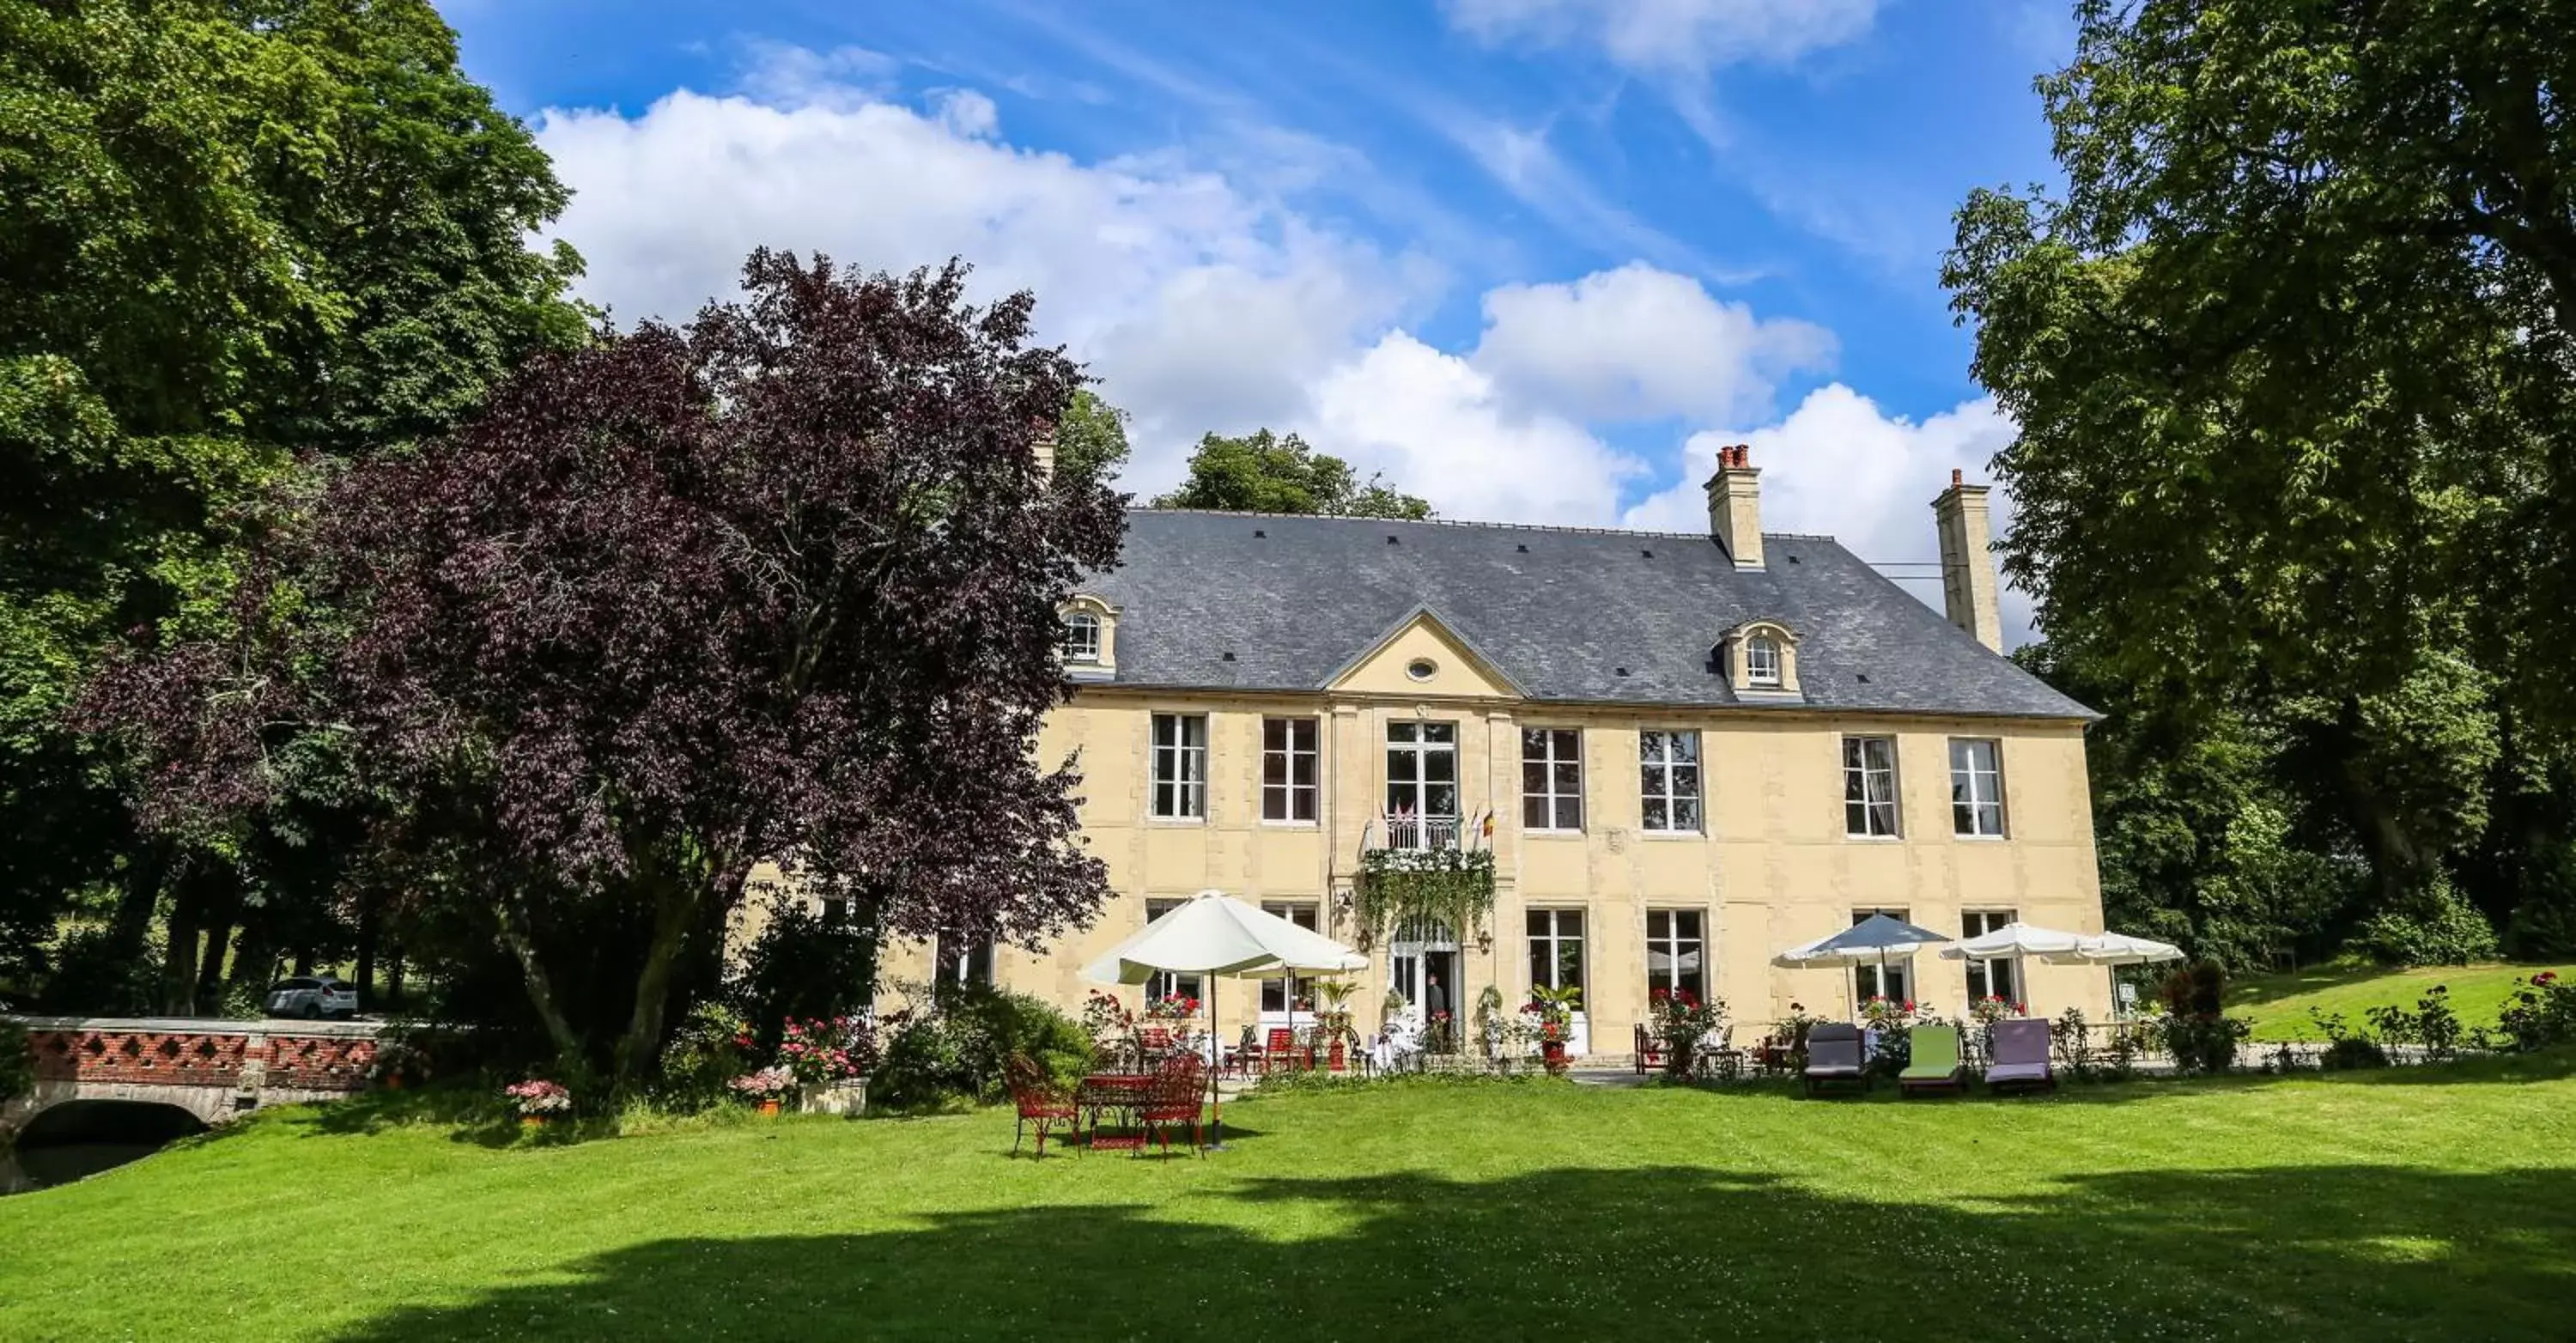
<box><xmin>3</xmin><ymin>1017</ymin><xmax>383</xmax><ymax>1140</ymax></box>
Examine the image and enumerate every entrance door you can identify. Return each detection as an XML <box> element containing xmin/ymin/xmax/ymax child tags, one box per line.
<box><xmin>1389</xmin><ymin>921</ymin><xmax>1461</xmax><ymax>1048</ymax></box>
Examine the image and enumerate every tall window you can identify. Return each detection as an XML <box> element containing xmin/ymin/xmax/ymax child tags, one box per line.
<box><xmin>934</xmin><ymin>933</ymin><xmax>993</xmax><ymax>991</ymax></box>
<box><xmin>1521</xmin><ymin>728</ymin><xmax>1583</xmax><ymax>832</ymax></box>
<box><xmin>1645</xmin><ymin>909</ymin><xmax>1705</xmax><ymax>1001</ymax></box>
<box><xmin>1639</xmin><ymin>730</ymin><xmax>1703</xmax><ymax>833</ymax></box>
<box><xmin>1949</xmin><ymin>738</ymin><xmax>2005</xmax><ymax>837</ymax></box>
<box><xmin>1262</xmin><ymin>718</ymin><xmax>1319</xmax><ymax>823</ymax></box>
<box><xmin>1145</xmin><ymin>899</ymin><xmax>1205</xmax><ymax>1003</ymax></box>
<box><xmin>1850</xmin><ymin>908</ymin><xmax>1910</xmax><ymax>1004</ymax></box>
<box><xmin>1385</xmin><ymin>720</ymin><xmax>1460</xmax><ymax>847</ymax></box>
<box><xmin>1527</xmin><ymin>908</ymin><xmax>1586</xmax><ymax>998</ymax></box>
<box><xmin>1843</xmin><ymin>736</ymin><xmax>1899</xmax><ymax>836</ymax></box>
<box><xmin>1961</xmin><ymin>908</ymin><xmax>2019</xmax><ymax>1007</ymax></box>
<box><xmin>1259</xmin><ymin>902</ymin><xmax>1319</xmax><ymax>1012</ymax></box>
<box><xmin>1060</xmin><ymin>611</ymin><xmax>1101</xmax><ymax>663</ymax></box>
<box><xmin>1744</xmin><ymin>635</ymin><xmax>1782</xmax><ymax>687</ymax></box>
<box><xmin>1151</xmin><ymin>713</ymin><xmax>1208</xmax><ymax>819</ymax></box>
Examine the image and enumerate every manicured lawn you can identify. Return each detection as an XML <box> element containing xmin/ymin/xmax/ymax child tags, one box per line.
<box><xmin>2227</xmin><ymin>962</ymin><xmax>2572</xmax><ymax>1041</ymax></box>
<box><xmin>6</xmin><ymin>1059</ymin><xmax>2575</xmax><ymax>1341</ymax></box>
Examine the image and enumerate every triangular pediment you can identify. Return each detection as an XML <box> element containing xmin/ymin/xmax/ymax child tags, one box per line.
<box><xmin>1323</xmin><ymin>606</ymin><xmax>1523</xmax><ymax>700</ymax></box>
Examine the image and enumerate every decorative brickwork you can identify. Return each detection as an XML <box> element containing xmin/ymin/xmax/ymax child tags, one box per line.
<box><xmin>26</xmin><ymin>1024</ymin><xmax>371</xmax><ymax>1093</ymax></box>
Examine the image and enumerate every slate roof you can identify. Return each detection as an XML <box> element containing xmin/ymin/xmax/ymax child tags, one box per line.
<box><xmin>1080</xmin><ymin>509</ymin><xmax>2095</xmax><ymax>721</ymax></box>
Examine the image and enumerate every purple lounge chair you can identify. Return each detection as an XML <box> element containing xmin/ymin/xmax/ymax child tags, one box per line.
<box><xmin>1984</xmin><ymin>1018</ymin><xmax>2056</xmax><ymax>1093</ymax></box>
<box><xmin>1801</xmin><ymin>1023</ymin><xmax>1868</xmax><ymax>1097</ymax></box>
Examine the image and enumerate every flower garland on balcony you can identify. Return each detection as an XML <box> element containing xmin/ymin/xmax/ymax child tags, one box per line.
<box><xmin>1351</xmin><ymin>810</ymin><xmax>1498</xmax><ymax>950</ymax></box>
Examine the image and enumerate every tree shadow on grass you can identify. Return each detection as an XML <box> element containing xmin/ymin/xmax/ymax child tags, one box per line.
<box><xmin>332</xmin><ymin>1161</ymin><xmax>2576</xmax><ymax>1342</ymax></box>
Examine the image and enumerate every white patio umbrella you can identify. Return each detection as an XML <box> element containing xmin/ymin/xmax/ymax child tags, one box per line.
<box><xmin>2075</xmin><ymin>931</ymin><xmax>2186</xmax><ymax>965</ymax></box>
<box><xmin>1936</xmin><ymin>921</ymin><xmax>2087</xmax><ymax>961</ymax></box>
<box><xmin>1772</xmin><ymin>914</ymin><xmax>1954</xmax><ymax>1016</ymax></box>
<box><xmin>1080</xmin><ymin>890</ymin><xmax>1368</xmax><ymax>1147</ymax></box>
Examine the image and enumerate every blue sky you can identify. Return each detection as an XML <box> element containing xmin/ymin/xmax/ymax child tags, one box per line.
<box><xmin>440</xmin><ymin>0</ymin><xmax>2076</xmax><ymax>632</ymax></box>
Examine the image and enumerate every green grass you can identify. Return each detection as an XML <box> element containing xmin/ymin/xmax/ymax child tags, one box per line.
<box><xmin>2226</xmin><ymin>962</ymin><xmax>2572</xmax><ymax>1041</ymax></box>
<box><xmin>6</xmin><ymin>1060</ymin><xmax>2576</xmax><ymax>1341</ymax></box>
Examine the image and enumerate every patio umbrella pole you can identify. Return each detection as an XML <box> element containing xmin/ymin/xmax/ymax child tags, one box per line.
<box><xmin>1206</xmin><ymin>989</ymin><xmax>1224</xmax><ymax>1151</ymax></box>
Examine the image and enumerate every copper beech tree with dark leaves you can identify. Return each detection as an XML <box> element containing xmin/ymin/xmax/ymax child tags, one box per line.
<box><xmin>88</xmin><ymin>252</ymin><xmax>1125</xmax><ymax>1075</ymax></box>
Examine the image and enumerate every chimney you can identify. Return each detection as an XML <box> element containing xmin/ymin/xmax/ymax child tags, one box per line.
<box><xmin>1030</xmin><ymin>417</ymin><xmax>1057</xmax><ymax>485</ymax></box>
<box><xmin>1933</xmin><ymin>467</ymin><xmax>2002</xmax><ymax>652</ymax></box>
<box><xmin>1704</xmin><ymin>443</ymin><xmax>1763</xmax><ymax>570</ymax></box>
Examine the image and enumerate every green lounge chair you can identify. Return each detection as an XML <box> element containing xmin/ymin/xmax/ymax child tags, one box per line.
<box><xmin>1899</xmin><ymin>1024</ymin><xmax>1966</xmax><ymax>1097</ymax></box>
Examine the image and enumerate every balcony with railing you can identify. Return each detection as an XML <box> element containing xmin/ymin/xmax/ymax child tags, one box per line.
<box><xmin>1381</xmin><ymin>812</ymin><xmax>1462</xmax><ymax>852</ymax></box>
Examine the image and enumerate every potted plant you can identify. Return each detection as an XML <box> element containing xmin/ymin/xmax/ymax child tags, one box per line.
<box><xmin>778</xmin><ymin>1015</ymin><xmax>875</xmax><ymax>1114</ymax></box>
<box><xmin>730</xmin><ymin>1066</ymin><xmax>795</xmax><ymax>1115</ymax></box>
<box><xmin>1526</xmin><ymin>984</ymin><xmax>1582</xmax><ymax>1073</ymax></box>
<box><xmin>505</xmin><ymin>1079</ymin><xmax>571</xmax><ymax>1127</ymax></box>
<box><xmin>1645</xmin><ymin>988</ymin><xmax>1728</xmax><ymax>1079</ymax></box>
<box><xmin>368</xmin><ymin>1041</ymin><xmax>430</xmax><ymax>1091</ymax></box>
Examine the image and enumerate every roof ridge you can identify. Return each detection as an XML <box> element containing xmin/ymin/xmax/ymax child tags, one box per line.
<box><xmin>1127</xmin><ymin>507</ymin><xmax>1843</xmax><ymax>548</ymax></box>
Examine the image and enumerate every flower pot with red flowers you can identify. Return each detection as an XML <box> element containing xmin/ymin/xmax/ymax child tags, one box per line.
<box><xmin>505</xmin><ymin>1079</ymin><xmax>572</xmax><ymax>1127</ymax></box>
<box><xmin>731</xmin><ymin>1066</ymin><xmax>795</xmax><ymax>1113</ymax></box>
<box><xmin>1525</xmin><ymin>984</ymin><xmax>1583</xmax><ymax>1074</ymax></box>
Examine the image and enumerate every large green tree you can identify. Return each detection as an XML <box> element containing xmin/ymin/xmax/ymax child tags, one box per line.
<box><xmin>1151</xmin><ymin>428</ymin><xmax>1432</xmax><ymax>518</ymax></box>
<box><xmin>1946</xmin><ymin>0</ymin><xmax>2576</xmax><ymax>961</ymax></box>
<box><xmin>1</xmin><ymin>0</ymin><xmax>586</xmax><ymax>1007</ymax></box>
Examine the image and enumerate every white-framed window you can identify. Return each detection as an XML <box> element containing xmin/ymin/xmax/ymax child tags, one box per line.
<box><xmin>1521</xmin><ymin>727</ymin><xmax>1583</xmax><ymax>832</ymax></box>
<box><xmin>1145</xmin><ymin>899</ymin><xmax>1205</xmax><ymax>1003</ymax></box>
<box><xmin>1260</xmin><ymin>902</ymin><xmax>1319</xmax><ymax>1012</ymax></box>
<box><xmin>1950</xmin><ymin>738</ymin><xmax>2005</xmax><ymax>837</ymax></box>
<box><xmin>934</xmin><ymin>933</ymin><xmax>993</xmax><ymax>991</ymax></box>
<box><xmin>1262</xmin><ymin>717</ymin><xmax>1319</xmax><ymax>823</ymax></box>
<box><xmin>1638</xmin><ymin>730</ymin><xmax>1703</xmax><ymax>833</ymax></box>
<box><xmin>1385</xmin><ymin>720</ymin><xmax>1460</xmax><ymax>848</ymax></box>
<box><xmin>1151</xmin><ymin>713</ymin><xmax>1208</xmax><ymax>819</ymax></box>
<box><xmin>1961</xmin><ymin>908</ymin><xmax>2019</xmax><ymax>1008</ymax></box>
<box><xmin>1060</xmin><ymin>611</ymin><xmax>1101</xmax><ymax>663</ymax></box>
<box><xmin>1843</xmin><ymin>735</ymin><xmax>1900</xmax><ymax>837</ymax></box>
<box><xmin>1527</xmin><ymin>908</ymin><xmax>1587</xmax><ymax>997</ymax></box>
<box><xmin>1850</xmin><ymin>908</ymin><xmax>1910</xmax><ymax>1005</ymax></box>
<box><xmin>1645</xmin><ymin>908</ymin><xmax>1705</xmax><ymax>1001</ymax></box>
<box><xmin>1744</xmin><ymin>635</ymin><xmax>1782</xmax><ymax>687</ymax></box>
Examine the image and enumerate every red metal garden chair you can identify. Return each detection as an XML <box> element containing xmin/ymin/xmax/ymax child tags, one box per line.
<box><xmin>1262</xmin><ymin>1027</ymin><xmax>1297</xmax><ymax>1073</ymax></box>
<box><xmin>1140</xmin><ymin>1053</ymin><xmax>1206</xmax><ymax>1158</ymax></box>
<box><xmin>1007</xmin><ymin>1054</ymin><xmax>1080</xmax><ymax>1158</ymax></box>
<box><xmin>1633</xmin><ymin>1022</ymin><xmax>1666</xmax><ymax>1076</ymax></box>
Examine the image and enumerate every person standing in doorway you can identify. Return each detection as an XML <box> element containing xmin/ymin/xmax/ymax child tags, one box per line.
<box><xmin>1426</xmin><ymin>970</ymin><xmax>1448</xmax><ymax>1018</ymax></box>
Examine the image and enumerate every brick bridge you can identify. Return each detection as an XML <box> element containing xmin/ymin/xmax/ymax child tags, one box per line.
<box><xmin>3</xmin><ymin>1016</ymin><xmax>383</xmax><ymax>1139</ymax></box>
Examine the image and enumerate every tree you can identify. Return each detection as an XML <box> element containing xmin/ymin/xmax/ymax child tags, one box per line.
<box><xmin>92</xmin><ymin>252</ymin><xmax>1125</xmax><ymax>1077</ymax></box>
<box><xmin>2</xmin><ymin>0</ymin><xmax>586</xmax><ymax>1008</ymax></box>
<box><xmin>1942</xmin><ymin>1</ymin><xmax>2576</xmax><ymax>960</ymax></box>
<box><xmin>1053</xmin><ymin>390</ymin><xmax>1131</xmax><ymax>485</ymax></box>
<box><xmin>1152</xmin><ymin>428</ymin><xmax>1432</xmax><ymax>518</ymax></box>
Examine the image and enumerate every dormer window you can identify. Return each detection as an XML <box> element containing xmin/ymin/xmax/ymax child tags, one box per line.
<box><xmin>1060</xmin><ymin>611</ymin><xmax>1102</xmax><ymax>663</ymax></box>
<box><xmin>1721</xmin><ymin>619</ymin><xmax>1801</xmax><ymax>696</ymax></box>
<box><xmin>1057</xmin><ymin>594</ymin><xmax>1118</xmax><ymax>680</ymax></box>
<box><xmin>1745</xmin><ymin>635</ymin><xmax>1782</xmax><ymax>688</ymax></box>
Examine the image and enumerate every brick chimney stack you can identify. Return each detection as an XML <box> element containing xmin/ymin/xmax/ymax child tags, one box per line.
<box><xmin>1704</xmin><ymin>443</ymin><xmax>1763</xmax><ymax>570</ymax></box>
<box><xmin>1030</xmin><ymin>417</ymin><xmax>1057</xmax><ymax>485</ymax></box>
<box><xmin>1932</xmin><ymin>468</ymin><xmax>2002</xmax><ymax>652</ymax></box>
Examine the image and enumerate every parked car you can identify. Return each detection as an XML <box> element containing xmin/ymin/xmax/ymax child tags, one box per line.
<box><xmin>265</xmin><ymin>976</ymin><xmax>360</xmax><ymax>1020</ymax></box>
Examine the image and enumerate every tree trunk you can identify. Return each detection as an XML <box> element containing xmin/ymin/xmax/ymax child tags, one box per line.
<box><xmin>196</xmin><ymin>917</ymin><xmax>235</xmax><ymax>1012</ymax></box>
<box><xmin>387</xmin><ymin>949</ymin><xmax>405</xmax><ymax>1006</ymax></box>
<box><xmin>292</xmin><ymin>947</ymin><xmax>313</xmax><ymax>976</ymax></box>
<box><xmin>160</xmin><ymin>884</ymin><xmax>202</xmax><ymax>1017</ymax></box>
<box><xmin>495</xmin><ymin>898</ymin><xmax>580</xmax><ymax>1060</ymax></box>
<box><xmin>353</xmin><ymin>893</ymin><xmax>379</xmax><ymax>1011</ymax></box>
<box><xmin>615</xmin><ymin>878</ymin><xmax>701</xmax><ymax>1082</ymax></box>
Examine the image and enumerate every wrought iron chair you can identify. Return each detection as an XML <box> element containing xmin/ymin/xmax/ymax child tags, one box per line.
<box><xmin>1262</xmin><ymin>1027</ymin><xmax>1298</xmax><ymax>1073</ymax></box>
<box><xmin>1006</xmin><ymin>1054</ymin><xmax>1081</xmax><ymax>1158</ymax></box>
<box><xmin>1140</xmin><ymin>1053</ymin><xmax>1207</xmax><ymax>1157</ymax></box>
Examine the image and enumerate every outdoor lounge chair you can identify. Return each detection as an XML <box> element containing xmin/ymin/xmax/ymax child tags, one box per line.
<box><xmin>1899</xmin><ymin>1024</ymin><xmax>1966</xmax><ymax>1097</ymax></box>
<box><xmin>1801</xmin><ymin>1023</ymin><xmax>1868</xmax><ymax>1097</ymax></box>
<box><xmin>1984</xmin><ymin>1018</ymin><xmax>2057</xmax><ymax>1094</ymax></box>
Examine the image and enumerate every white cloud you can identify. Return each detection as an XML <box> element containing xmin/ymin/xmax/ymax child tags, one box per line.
<box><xmin>1622</xmin><ymin>386</ymin><xmax>2036</xmax><ymax>643</ymax></box>
<box><xmin>929</xmin><ymin>88</ymin><xmax>1000</xmax><ymax>139</ymax></box>
<box><xmin>1471</xmin><ymin>263</ymin><xmax>1833</xmax><ymax>422</ymax></box>
<box><xmin>1444</xmin><ymin>0</ymin><xmax>1881</xmax><ymax>73</ymax></box>
<box><xmin>1303</xmin><ymin>332</ymin><xmax>1647</xmax><ymax>525</ymax></box>
<box><xmin>532</xmin><ymin>60</ymin><xmax>1422</xmax><ymax>489</ymax></box>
